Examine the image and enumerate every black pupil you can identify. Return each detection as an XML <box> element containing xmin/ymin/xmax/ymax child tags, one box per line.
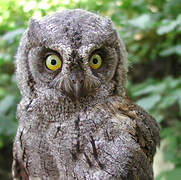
<box><xmin>51</xmin><ymin>59</ymin><xmax>57</xmax><ymax>65</ymax></box>
<box><xmin>93</xmin><ymin>58</ymin><xmax>98</xmax><ymax>64</ymax></box>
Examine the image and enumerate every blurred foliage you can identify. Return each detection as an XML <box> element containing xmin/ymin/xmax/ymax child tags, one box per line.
<box><xmin>0</xmin><ymin>0</ymin><xmax>181</xmax><ymax>179</ymax></box>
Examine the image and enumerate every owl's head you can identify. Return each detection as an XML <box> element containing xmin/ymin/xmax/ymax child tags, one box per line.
<box><xmin>16</xmin><ymin>9</ymin><xmax>128</xmax><ymax>102</ymax></box>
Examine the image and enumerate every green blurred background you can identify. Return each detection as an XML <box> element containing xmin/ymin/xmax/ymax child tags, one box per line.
<box><xmin>0</xmin><ymin>0</ymin><xmax>181</xmax><ymax>179</ymax></box>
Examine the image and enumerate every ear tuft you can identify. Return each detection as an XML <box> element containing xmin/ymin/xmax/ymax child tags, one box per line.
<box><xmin>27</xmin><ymin>18</ymin><xmax>41</xmax><ymax>42</ymax></box>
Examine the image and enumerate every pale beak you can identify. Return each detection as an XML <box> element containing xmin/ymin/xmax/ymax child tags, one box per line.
<box><xmin>70</xmin><ymin>72</ymin><xmax>84</xmax><ymax>99</ymax></box>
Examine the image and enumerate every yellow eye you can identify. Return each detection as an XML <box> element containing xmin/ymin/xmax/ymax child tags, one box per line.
<box><xmin>45</xmin><ymin>54</ymin><xmax>62</xmax><ymax>71</ymax></box>
<box><xmin>89</xmin><ymin>54</ymin><xmax>102</xmax><ymax>69</ymax></box>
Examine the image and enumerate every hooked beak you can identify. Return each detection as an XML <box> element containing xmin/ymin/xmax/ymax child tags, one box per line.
<box><xmin>59</xmin><ymin>62</ymin><xmax>101</xmax><ymax>101</ymax></box>
<box><xmin>59</xmin><ymin>61</ymin><xmax>85</xmax><ymax>100</ymax></box>
<box><xmin>70</xmin><ymin>71</ymin><xmax>84</xmax><ymax>100</ymax></box>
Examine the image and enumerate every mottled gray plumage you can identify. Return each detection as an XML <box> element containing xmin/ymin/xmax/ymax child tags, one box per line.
<box><xmin>12</xmin><ymin>9</ymin><xmax>160</xmax><ymax>180</ymax></box>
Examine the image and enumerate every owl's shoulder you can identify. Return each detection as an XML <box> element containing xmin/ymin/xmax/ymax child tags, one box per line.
<box><xmin>104</xmin><ymin>95</ymin><xmax>160</xmax><ymax>159</ymax></box>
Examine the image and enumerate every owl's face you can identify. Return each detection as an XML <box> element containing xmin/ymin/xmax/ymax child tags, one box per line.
<box><xmin>17</xmin><ymin>9</ymin><xmax>127</xmax><ymax>101</ymax></box>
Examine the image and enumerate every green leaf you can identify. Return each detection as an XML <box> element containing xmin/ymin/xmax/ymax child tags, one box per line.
<box><xmin>157</xmin><ymin>14</ymin><xmax>181</xmax><ymax>35</ymax></box>
<box><xmin>0</xmin><ymin>53</ymin><xmax>11</xmax><ymax>63</ymax></box>
<box><xmin>156</xmin><ymin>168</ymin><xmax>181</xmax><ymax>180</ymax></box>
<box><xmin>178</xmin><ymin>97</ymin><xmax>181</xmax><ymax>111</ymax></box>
<box><xmin>0</xmin><ymin>95</ymin><xmax>15</xmax><ymax>115</ymax></box>
<box><xmin>151</xmin><ymin>111</ymin><xmax>164</xmax><ymax>123</ymax></box>
<box><xmin>0</xmin><ymin>88</ymin><xmax>6</xmax><ymax>99</ymax></box>
<box><xmin>133</xmin><ymin>83</ymin><xmax>165</xmax><ymax>97</ymax></box>
<box><xmin>129</xmin><ymin>78</ymin><xmax>176</xmax><ymax>98</ymax></box>
<box><xmin>157</xmin><ymin>20</ymin><xmax>178</xmax><ymax>35</ymax></box>
<box><xmin>128</xmin><ymin>14</ymin><xmax>151</xmax><ymax>29</ymax></box>
<box><xmin>158</xmin><ymin>94</ymin><xmax>177</xmax><ymax>109</ymax></box>
<box><xmin>136</xmin><ymin>94</ymin><xmax>161</xmax><ymax>110</ymax></box>
<box><xmin>160</xmin><ymin>45</ymin><xmax>181</xmax><ymax>56</ymax></box>
<box><xmin>1</xmin><ymin>28</ymin><xmax>24</xmax><ymax>44</ymax></box>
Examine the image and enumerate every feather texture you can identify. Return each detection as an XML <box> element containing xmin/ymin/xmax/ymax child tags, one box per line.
<box><xmin>13</xmin><ymin>9</ymin><xmax>160</xmax><ymax>180</ymax></box>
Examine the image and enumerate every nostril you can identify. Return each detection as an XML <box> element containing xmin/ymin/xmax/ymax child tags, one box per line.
<box><xmin>72</xmin><ymin>79</ymin><xmax>83</xmax><ymax>84</ymax></box>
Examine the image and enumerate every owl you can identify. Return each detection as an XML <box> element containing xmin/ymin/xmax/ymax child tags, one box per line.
<box><xmin>12</xmin><ymin>9</ymin><xmax>160</xmax><ymax>180</ymax></box>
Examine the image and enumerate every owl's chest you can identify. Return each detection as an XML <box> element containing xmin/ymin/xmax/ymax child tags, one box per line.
<box><xmin>21</xmin><ymin>103</ymin><xmax>113</xmax><ymax>177</ymax></box>
<box><xmin>44</xmin><ymin>105</ymin><xmax>110</xmax><ymax>150</ymax></box>
<box><xmin>24</xmin><ymin>103</ymin><xmax>111</xmax><ymax>155</ymax></box>
<box><xmin>19</xmin><ymin>100</ymin><xmax>131</xmax><ymax>178</ymax></box>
